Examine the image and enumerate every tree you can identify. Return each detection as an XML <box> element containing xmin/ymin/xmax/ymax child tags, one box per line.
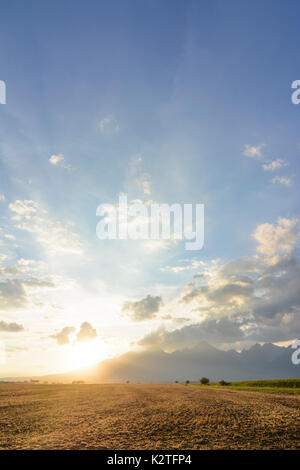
<box><xmin>219</xmin><ymin>380</ymin><xmax>230</xmax><ymax>386</ymax></box>
<box><xmin>185</xmin><ymin>380</ymin><xmax>190</xmax><ymax>385</ymax></box>
<box><xmin>200</xmin><ymin>377</ymin><xmax>210</xmax><ymax>385</ymax></box>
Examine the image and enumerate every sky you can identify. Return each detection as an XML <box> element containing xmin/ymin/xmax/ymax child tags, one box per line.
<box><xmin>0</xmin><ymin>0</ymin><xmax>299</xmax><ymax>376</ymax></box>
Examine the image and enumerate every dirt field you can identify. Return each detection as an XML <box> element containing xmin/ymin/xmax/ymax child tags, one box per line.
<box><xmin>0</xmin><ymin>383</ymin><xmax>299</xmax><ymax>449</ymax></box>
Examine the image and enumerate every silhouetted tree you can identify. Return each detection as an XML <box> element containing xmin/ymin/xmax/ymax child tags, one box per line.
<box><xmin>200</xmin><ymin>377</ymin><xmax>210</xmax><ymax>385</ymax></box>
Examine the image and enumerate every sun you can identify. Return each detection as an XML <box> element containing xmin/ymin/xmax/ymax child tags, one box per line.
<box><xmin>67</xmin><ymin>339</ymin><xmax>107</xmax><ymax>371</ymax></box>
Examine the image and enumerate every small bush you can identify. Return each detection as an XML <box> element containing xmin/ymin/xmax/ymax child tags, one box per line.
<box><xmin>200</xmin><ymin>377</ymin><xmax>210</xmax><ymax>385</ymax></box>
<box><xmin>185</xmin><ymin>380</ymin><xmax>190</xmax><ymax>385</ymax></box>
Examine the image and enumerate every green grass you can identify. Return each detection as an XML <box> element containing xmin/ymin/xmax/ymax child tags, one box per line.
<box><xmin>229</xmin><ymin>379</ymin><xmax>300</xmax><ymax>388</ymax></box>
<box><xmin>192</xmin><ymin>379</ymin><xmax>300</xmax><ymax>395</ymax></box>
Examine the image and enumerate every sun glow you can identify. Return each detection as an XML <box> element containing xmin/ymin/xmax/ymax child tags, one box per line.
<box><xmin>67</xmin><ymin>339</ymin><xmax>107</xmax><ymax>371</ymax></box>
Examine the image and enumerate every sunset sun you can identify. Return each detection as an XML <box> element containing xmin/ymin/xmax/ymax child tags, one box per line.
<box><xmin>67</xmin><ymin>340</ymin><xmax>107</xmax><ymax>371</ymax></box>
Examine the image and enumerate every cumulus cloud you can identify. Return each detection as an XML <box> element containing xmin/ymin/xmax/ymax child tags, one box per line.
<box><xmin>122</xmin><ymin>294</ymin><xmax>163</xmax><ymax>321</ymax></box>
<box><xmin>49</xmin><ymin>153</ymin><xmax>71</xmax><ymax>170</ymax></box>
<box><xmin>99</xmin><ymin>116</ymin><xmax>120</xmax><ymax>135</ymax></box>
<box><xmin>148</xmin><ymin>217</ymin><xmax>300</xmax><ymax>347</ymax></box>
<box><xmin>253</xmin><ymin>217</ymin><xmax>299</xmax><ymax>256</ymax></box>
<box><xmin>243</xmin><ymin>144</ymin><xmax>264</xmax><ymax>158</ymax></box>
<box><xmin>9</xmin><ymin>200</ymin><xmax>83</xmax><ymax>255</ymax></box>
<box><xmin>49</xmin><ymin>153</ymin><xmax>64</xmax><ymax>165</ymax></box>
<box><xmin>262</xmin><ymin>159</ymin><xmax>287</xmax><ymax>171</ymax></box>
<box><xmin>0</xmin><ymin>320</ymin><xmax>24</xmax><ymax>332</ymax></box>
<box><xmin>76</xmin><ymin>322</ymin><xmax>97</xmax><ymax>342</ymax></box>
<box><xmin>51</xmin><ymin>326</ymin><xmax>76</xmax><ymax>345</ymax></box>
<box><xmin>50</xmin><ymin>322</ymin><xmax>97</xmax><ymax>345</ymax></box>
<box><xmin>271</xmin><ymin>176</ymin><xmax>292</xmax><ymax>187</ymax></box>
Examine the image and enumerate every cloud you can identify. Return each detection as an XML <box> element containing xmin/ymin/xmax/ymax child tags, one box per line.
<box><xmin>49</xmin><ymin>153</ymin><xmax>64</xmax><ymax>165</ymax></box>
<box><xmin>99</xmin><ymin>116</ymin><xmax>120</xmax><ymax>135</ymax></box>
<box><xmin>138</xmin><ymin>318</ymin><xmax>245</xmax><ymax>351</ymax></box>
<box><xmin>122</xmin><ymin>294</ymin><xmax>163</xmax><ymax>321</ymax></box>
<box><xmin>51</xmin><ymin>326</ymin><xmax>76</xmax><ymax>345</ymax></box>
<box><xmin>9</xmin><ymin>200</ymin><xmax>38</xmax><ymax>218</ymax></box>
<box><xmin>76</xmin><ymin>322</ymin><xmax>97</xmax><ymax>342</ymax></box>
<box><xmin>271</xmin><ymin>176</ymin><xmax>292</xmax><ymax>187</ymax></box>
<box><xmin>0</xmin><ymin>277</ymin><xmax>56</xmax><ymax>311</ymax></box>
<box><xmin>49</xmin><ymin>153</ymin><xmax>71</xmax><ymax>170</ymax></box>
<box><xmin>9</xmin><ymin>200</ymin><xmax>83</xmax><ymax>255</ymax></box>
<box><xmin>161</xmin><ymin>260</ymin><xmax>206</xmax><ymax>273</ymax></box>
<box><xmin>253</xmin><ymin>217</ymin><xmax>299</xmax><ymax>256</ymax></box>
<box><xmin>157</xmin><ymin>216</ymin><xmax>300</xmax><ymax>346</ymax></box>
<box><xmin>0</xmin><ymin>194</ymin><xmax>5</xmax><ymax>201</ymax></box>
<box><xmin>0</xmin><ymin>258</ymin><xmax>47</xmax><ymax>277</ymax></box>
<box><xmin>0</xmin><ymin>320</ymin><xmax>24</xmax><ymax>332</ymax></box>
<box><xmin>129</xmin><ymin>156</ymin><xmax>152</xmax><ymax>196</ymax></box>
<box><xmin>0</xmin><ymin>279</ymin><xmax>28</xmax><ymax>310</ymax></box>
<box><xmin>243</xmin><ymin>144</ymin><xmax>264</xmax><ymax>158</ymax></box>
<box><xmin>262</xmin><ymin>159</ymin><xmax>287</xmax><ymax>171</ymax></box>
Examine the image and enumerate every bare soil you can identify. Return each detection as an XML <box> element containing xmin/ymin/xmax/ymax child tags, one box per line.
<box><xmin>0</xmin><ymin>383</ymin><xmax>299</xmax><ymax>449</ymax></box>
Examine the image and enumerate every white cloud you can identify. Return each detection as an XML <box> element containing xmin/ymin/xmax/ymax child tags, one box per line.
<box><xmin>49</xmin><ymin>153</ymin><xmax>71</xmax><ymax>170</ymax></box>
<box><xmin>271</xmin><ymin>176</ymin><xmax>292</xmax><ymax>187</ymax></box>
<box><xmin>0</xmin><ymin>194</ymin><xmax>5</xmax><ymax>201</ymax></box>
<box><xmin>262</xmin><ymin>159</ymin><xmax>287</xmax><ymax>171</ymax></box>
<box><xmin>9</xmin><ymin>200</ymin><xmax>38</xmax><ymax>218</ymax></box>
<box><xmin>9</xmin><ymin>200</ymin><xmax>83</xmax><ymax>255</ymax></box>
<box><xmin>0</xmin><ymin>258</ymin><xmax>47</xmax><ymax>277</ymax></box>
<box><xmin>99</xmin><ymin>116</ymin><xmax>120</xmax><ymax>135</ymax></box>
<box><xmin>253</xmin><ymin>217</ymin><xmax>299</xmax><ymax>256</ymax></box>
<box><xmin>161</xmin><ymin>260</ymin><xmax>206</xmax><ymax>273</ymax></box>
<box><xmin>243</xmin><ymin>144</ymin><xmax>264</xmax><ymax>158</ymax></box>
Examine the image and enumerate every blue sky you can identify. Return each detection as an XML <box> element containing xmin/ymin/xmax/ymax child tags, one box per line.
<box><xmin>0</xmin><ymin>0</ymin><xmax>299</xmax><ymax>376</ymax></box>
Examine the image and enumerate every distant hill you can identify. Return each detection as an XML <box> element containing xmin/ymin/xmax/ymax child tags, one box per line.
<box><xmin>1</xmin><ymin>341</ymin><xmax>299</xmax><ymax>383</ymax></box>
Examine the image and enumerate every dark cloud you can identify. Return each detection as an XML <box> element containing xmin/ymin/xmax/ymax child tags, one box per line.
<box><xmin>0</xmin><ymin>320</ymin><xmax>24</xmax><ymax>332</ymax></box>
<box><xmin>122</xmin><ymin>294</ymin><xmax>163</xmax><ymax>321</ymax></box>
<box><xmin>138</xmin><ymin>317</ymin><xmax>245</xmax><ymax>351</ymax></box>
<box><xmin>177</xmin><ymin>244</ymin><xmax>300</xmax><ymax>345</ymax></box>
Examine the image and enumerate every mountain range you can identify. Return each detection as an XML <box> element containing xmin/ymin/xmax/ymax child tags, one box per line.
<box><xmin>2</xmin><ymin>341</ymin><xmax>299</xmax><ymax>383</ymax></box>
